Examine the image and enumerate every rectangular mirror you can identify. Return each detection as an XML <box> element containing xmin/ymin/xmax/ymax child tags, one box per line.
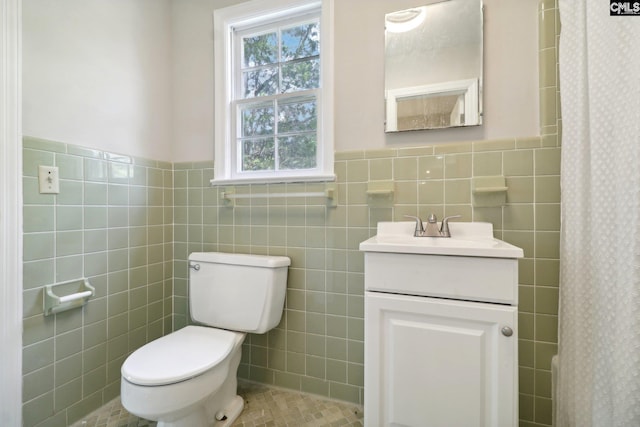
<box><xmin>385</xmin><ymin>0</ymin><xmax>484</xmax><ymax>132</ymax></box>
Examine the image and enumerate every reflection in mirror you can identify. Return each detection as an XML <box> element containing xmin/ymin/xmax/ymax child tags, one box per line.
<box><xmin>385</xmin><ymin>0</ymin><xmax>483</xmax><ymax>132</ymax></box>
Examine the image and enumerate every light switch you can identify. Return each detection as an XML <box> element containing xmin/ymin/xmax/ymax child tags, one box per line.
<box><xmin>38</xmin><ymin>165</ymin><xmax>60</xmax><ymax>194</ymax></box>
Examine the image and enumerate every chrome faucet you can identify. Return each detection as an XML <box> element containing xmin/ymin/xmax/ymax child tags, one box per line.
<box><xmin>404</xmin><ymin>214</ymin><xmax>461</xmax><ymax>237</ymax></box>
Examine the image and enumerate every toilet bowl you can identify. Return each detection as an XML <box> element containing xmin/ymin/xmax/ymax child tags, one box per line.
<box><xmin>121</xmin><ymin>326</ymin><xmax>245</xmax><ymax>426</ymax></box>
<box><xmin>120</xmin><ymin>252</ymin><xmax>290</xmax><ymax>426</ymax></box>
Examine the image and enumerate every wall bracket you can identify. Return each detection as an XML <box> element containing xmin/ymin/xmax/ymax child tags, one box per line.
<box><xmin>43</xmin><ymin>278</ymin><xmax>95</xmax><ymax>316</ymax></box>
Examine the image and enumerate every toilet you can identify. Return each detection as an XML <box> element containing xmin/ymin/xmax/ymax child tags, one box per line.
<box><xmin>120</xmin><ymin>252</ymin><xmax>290</xmax><ymax>427</ymax></box>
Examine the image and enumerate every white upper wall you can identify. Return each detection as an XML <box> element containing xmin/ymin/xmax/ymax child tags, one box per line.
<box><xmin>170</xmin><ymin>0</ymin><xmax>237</xmax><ymax>162</ymax></box>
<box><xmin>334</xmin><ymin>0</ymin><xmax>540</xmax><ymax>150</ymax></box>
<box><xmin>23</xmin><ymin>0</ymin><xmax>539</xmax><ymax>162</ymax></box>
<box><xmin>172</xmin><ymin>0</ymin><xmax>539</xmax><ymax>161</ymax></box>
<box><xmin>22</xmin><ymin>0</ymin><xmax>174</xmax><ymax>162</ymax></box>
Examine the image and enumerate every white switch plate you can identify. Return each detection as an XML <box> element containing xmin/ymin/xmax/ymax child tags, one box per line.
<box><xmin>38</xmin><ymin>165</ymin><xmax>60</xmax><ymax>194</ymax></box>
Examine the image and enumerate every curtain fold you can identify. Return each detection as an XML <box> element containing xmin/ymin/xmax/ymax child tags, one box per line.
<box><xmin>557</xmin><ymin>2</ymin><xmax>640</xmax><ymax>426</ymax></box>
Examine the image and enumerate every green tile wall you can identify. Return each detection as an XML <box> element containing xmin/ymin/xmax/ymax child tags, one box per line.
<box><xmin>174</xmin><ymin>138</ymin><xmax>561</xmax><ymax>416</ymax></box>
<box><xmin>22</xmin><ymin>137</ymin><xmax>174</xmax><ymax>427</ymax></box>
<box><xmin>23</xmin><ymin>137</ymin><xmax>560</xmax><ymax>426</ymax></box>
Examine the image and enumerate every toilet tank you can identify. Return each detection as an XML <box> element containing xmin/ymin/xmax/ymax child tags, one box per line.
<box><xmin>188</xmin><ymin>252</ymin><xmax>290</xmax><ymax>333</ymax></box>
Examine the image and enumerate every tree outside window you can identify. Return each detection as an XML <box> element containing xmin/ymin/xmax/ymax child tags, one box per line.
<box><xmin>236</xmin><ymin>18</ymin><xmax>320</xmax><ymax>173</ymax></box>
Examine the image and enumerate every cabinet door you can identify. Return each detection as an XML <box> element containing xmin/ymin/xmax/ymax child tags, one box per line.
<box><xmin>365</xmin><ymin>292</ymin><xmax>518</xmax><ymax>427</ymax></box>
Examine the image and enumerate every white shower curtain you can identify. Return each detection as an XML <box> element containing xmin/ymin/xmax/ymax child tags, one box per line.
<box><xmin>557</xmin><ymin>2</ymin><xmax>640</xmax><ymax>426</ymax></box>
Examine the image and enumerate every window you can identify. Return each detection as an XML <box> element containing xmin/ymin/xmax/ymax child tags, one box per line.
<box><xmin>213</xmin><ymin>0</ymin><xmax>334</xmax><ymax>185</ymax></box>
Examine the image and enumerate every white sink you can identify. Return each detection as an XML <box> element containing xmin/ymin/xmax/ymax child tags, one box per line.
<box><xmin>360</xmin><ymin>221</ymin><xmax>524</xmax><ymax>304</ymax></box>
<box><xmin>359</xmin><ymin>221</ymin><xmax>523</xmax><ymax>258</ymax></box>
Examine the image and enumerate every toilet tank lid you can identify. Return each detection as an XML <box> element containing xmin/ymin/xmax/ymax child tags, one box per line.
<box><xmin>189</xmin><ymin>252</ymin><xmax>290</xmax><ymax>268</ymax></box>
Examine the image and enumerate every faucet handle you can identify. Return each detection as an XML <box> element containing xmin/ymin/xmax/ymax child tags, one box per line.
<box><xmin>403</xmin><ymin>215</ymin><xmax>424</xmax><ymax>237</ymax></box>
<box><xmin>440</xmin><ymin>215</ymin><xmax>462</xmax><ymax>237</ymax></box>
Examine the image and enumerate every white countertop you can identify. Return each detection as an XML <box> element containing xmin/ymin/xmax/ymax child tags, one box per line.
<box><xmin>359</xmin><ymin>221</ymin><xmax>524</xmax><ymax>258</ymax></box>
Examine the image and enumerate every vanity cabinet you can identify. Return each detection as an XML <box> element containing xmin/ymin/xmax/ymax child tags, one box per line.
<box><xmin>360</xmin><ymin>221</ymin><xmax>523</xmax><ymax>427</ymax></box>
<box><xmin>365</xmin><ymin>291</ymin><xmax>517</xmax><ymax>427</ymax></box>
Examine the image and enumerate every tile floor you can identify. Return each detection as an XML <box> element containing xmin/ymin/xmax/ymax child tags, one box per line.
<box><xmin>70</xmin><ymin>380</ymin><xmax>364</xmax><ymax>427</ymax></box>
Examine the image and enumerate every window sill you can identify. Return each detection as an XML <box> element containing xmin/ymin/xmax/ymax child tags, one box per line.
<box><xmin>210</xmin><ymin>174</ymin><xmax>336</xmax><ymax>186</ymax></box>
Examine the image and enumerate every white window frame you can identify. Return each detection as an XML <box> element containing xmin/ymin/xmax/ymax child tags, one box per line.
<box><xmin>213</xmin><ymin>0</ymin><xmax>334</xmax><ymax>185</ymax></box>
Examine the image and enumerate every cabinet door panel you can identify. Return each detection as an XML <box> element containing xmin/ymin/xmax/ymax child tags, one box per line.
<box><xmin>365</xmin><ymin>292</ymin><xmax>517</xmax><ymax>427</ymax></box>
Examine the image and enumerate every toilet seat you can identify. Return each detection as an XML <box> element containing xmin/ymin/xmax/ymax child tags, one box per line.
<box><xmin>122</xmin><ymin>325</ymin><xmax>241</xmax><ymax>386</ymax></box>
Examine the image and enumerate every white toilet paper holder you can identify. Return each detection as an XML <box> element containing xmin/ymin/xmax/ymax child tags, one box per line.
<box><xmin>43</xmin><ymin>278</ymin><xmax>95</xmax><ymax>316</ymax></box>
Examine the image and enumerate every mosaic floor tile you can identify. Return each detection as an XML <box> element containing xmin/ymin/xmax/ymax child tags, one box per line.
<box><xmin>71</xmin><ymin>381</ymin><xmax>363</xmax><ymax>427</ymax></box>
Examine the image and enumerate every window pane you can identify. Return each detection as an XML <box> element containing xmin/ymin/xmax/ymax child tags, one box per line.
<box><xmin>278</xmin><ymin>135</ymin><xmax>317</xmax><ymax>170</ymax></box>
<box><xmin>241</xmin><ymin>104</ymin><xmax>275</xmax><ymax>137</ymax></box>
<box><xmin>243</xmin><ymin>67</ymin><xmax>278</xmax><ymax>98</ymax></box>
<box><xmin>242</xmin><ymin>138</ymin><xmax>275</xmax><ymax>171</ymax></box>
<box><xmin>242</xmin><ymin>32</ymin><xmax>277</xmax><ymax>67</ymax></box>
<box><xmin>282</xmin><ymin>59</ymin><xmax>320</xmax><ymax>93</ymax></box>
<box><xmin>281</xmin><ymin>22</ymin><xmax>320</xmax><ymax>61</ymax></box>
<box><xmin>278</xmin><ymin>98</ymin><xmax>317</xmax><ymax>133</ymax></box>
